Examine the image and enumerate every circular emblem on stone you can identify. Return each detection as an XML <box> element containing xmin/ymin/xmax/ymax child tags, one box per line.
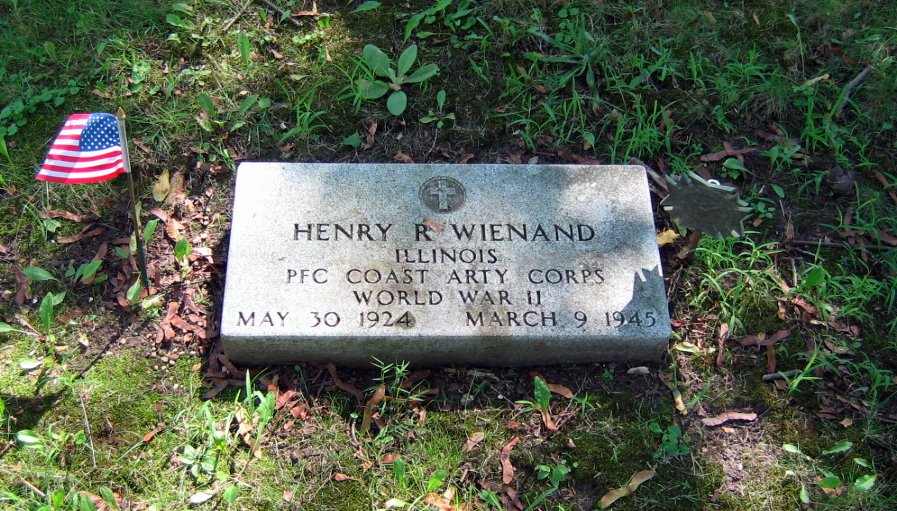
<box><xmin>419</xmin><ymin>176</ymin><xmax>466</xmax><ymax>213</ymax></box>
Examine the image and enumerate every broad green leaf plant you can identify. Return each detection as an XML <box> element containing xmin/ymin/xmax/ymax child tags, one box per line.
<box><xmin>356</xmin><ymin>44</ymin><xmax>439</xmax><ymax>116</ymax></box>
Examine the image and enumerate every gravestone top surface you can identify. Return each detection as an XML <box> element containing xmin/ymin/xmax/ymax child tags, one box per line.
<box><xmin>221</xmin><ymin>163</ymin><xmax>671</xmax><ymax>366</ymax></box>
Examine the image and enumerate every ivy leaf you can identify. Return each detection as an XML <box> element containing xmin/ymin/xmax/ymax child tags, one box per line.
<box><xmin>363</xmin><ymin>45</ymin><xmax>391</xmax><ymax>77</ymax></box>
<box><xmin>782</xmin><ymin>444</ymin><xmax>802</xmax><ymax>454</ymax></box>
<box><xmin>722</xmin><ymin>158</ymin><xmax>748</xmax><ymax>173</ymax></box>
<box><xmin>238</xmin><ymin>32</ymin><xmax>251</xmax><ymax>66</ymax></box>
<box><xmin>533</xmin><ymin>376</ymin><xmax>551</xmax><ymax>411</ymax></box>
<box><xmin>404</xmin><ymin>12</ymin><xmax>426</xmax><ymax>41</ymax></box>
<box><xmin>342</xmin><ymin>132</ymin><xmax>362</xmax><ymax>149</ymax></box>
<box><xmin>822</xmin><ymin>441</ymin><xmax>853</xmax><ymax>455</ymax></box>
<box><xmin>799</xmin><ymin>483</ymin><xmax>811</xmax><ymax>504</ymax></box>
<box><xmin>1</xmin><ymin>322</ymin><xmax>23</xmax><ymax>333</ymax></box>
<box><xmin>397</xmin><ymin>45</ymin><xmax>418</xmax><ymax>77</ymax></box>
<box><xmin>144</xmin><ymin>218</ymin><xmax>159</xmax><ymax>241</ymax></box>
<box><xmin>817</xmin><ymin>475</ymin><xmax>841</xmax><ymax>489</ymax></box>
<box><xmin>351</xmin><ymin>1</ymin><xmax>381</xmax><ymax>14</ymax></box>
<box><xmin>16</xmin><ymin>430</ymin><xmax>43</xmax><ymax>447</ymax></box>
<box><xmin>189</xmin><ymin>491</ymin><xmax>214</xmax><ymax>504</ymax></box>
<box><xmin>358</xmin><ymin>79</ymin><xmax>389</xmax><ymax>100</ymax></box>
<box><xmin>174</xmin><ymin>237</ymin><xmax>191</xmax><ymax>264</ymax></box>
<box><xmin>39</xmin><ymin>292</ymin><xmax>57</xmax><ymax>331</ymax></box>
<box><xmin>222</xmin><ymin>484</ymin><xmax>238</xmax><ymax>504</ymax></box>
<box><xmin>197</xmin><ymin>93</ymin><xmax>216</xmax><ymax>117</ymax></box>
<box><xmin>19</xmin><ymin>359</ymin><xmax>43</xmax><ymax>370</ymax></box>
<box><xmin>854</xmin><ymin>474</ymin><xmax>876</xmax><ymax>491</ymax></box>
<box><xmin>387</xmin><ymin>91</ymin><xmax>407</xmax><ymax>116</ymax></box>
<box><xmin>126</xmin><ymin>280</ymin><xmax>142</xmax><ymax>304</ymax></box>
<box><xmin>405</xmin><ymin>63</ymin><xmax>439</xmax><ymax>84</ymax></box>
<box><xmin>23</xmin><ymin>266</ymin><xmax>56</xmax><ymax>282</ymax></box>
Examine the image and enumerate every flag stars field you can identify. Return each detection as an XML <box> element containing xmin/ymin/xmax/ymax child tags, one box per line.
<box><xmin>37</xmin><ymin>112</ymin><xmax>126</xmax><ymax>184</ymax></box>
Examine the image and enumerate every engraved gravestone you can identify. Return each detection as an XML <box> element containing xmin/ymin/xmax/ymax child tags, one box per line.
<box><xmin>221</xmin><ymin>163</ymin><xmax>671</xmax><ymax>366</ymax></box>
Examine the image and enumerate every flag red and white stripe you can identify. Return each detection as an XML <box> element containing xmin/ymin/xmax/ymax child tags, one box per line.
<box><xmin>37</xmin><ymin>113</ymin><xmax>126</xmax><ymax>184</ymax></box>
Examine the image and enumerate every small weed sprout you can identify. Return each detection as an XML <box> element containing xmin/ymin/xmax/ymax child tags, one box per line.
<box><xmin>419</xmin><ymin>89</ymin><xmax>455</xmax><ymax>128</ymax></box>
<box><xmin>516</xmin><ymin>375</ymin><xmax>551</xmax><ymax>415</ymax></box>
<box><xmin>352</xmin><ymin>44</ymin><xmax>439</xmax><ymax>116</ymax></box>
<box><xmin>650</xmin><ymin>421</ymin><xmax>690</xmax><ymax>459</ymax></box>
<box><xmin>528</xmin><ymin>460</ymin><xmax>575</xmax><ymax>509</ymax></box>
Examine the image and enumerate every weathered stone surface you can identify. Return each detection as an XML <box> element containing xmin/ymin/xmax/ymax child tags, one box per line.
<box><xmin>221</xmin><ymin>163</ymin><xmax>670</xmax><ymax>366</ymax></box>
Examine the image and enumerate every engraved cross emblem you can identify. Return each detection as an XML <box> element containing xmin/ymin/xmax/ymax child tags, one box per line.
<box><xmin>428</xmin><ymin>180</ymin><xmax>456</xmax><ymax>211</ymax></box>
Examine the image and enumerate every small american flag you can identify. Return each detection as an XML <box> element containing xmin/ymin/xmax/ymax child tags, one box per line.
<box><xmin>37</xmin><ymin>113</ymin><xmax>126</xmax><ymax>184</ymax></box>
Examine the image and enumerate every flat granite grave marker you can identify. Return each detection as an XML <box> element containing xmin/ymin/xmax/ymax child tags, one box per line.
<box><xmin>221</xmin><ymin>163</ymin><xmax>671</xmax><ymax>366</ymax></box>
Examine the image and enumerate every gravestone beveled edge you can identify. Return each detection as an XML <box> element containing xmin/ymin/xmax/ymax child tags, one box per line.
<box><xmin>220</xmin><ymin>162</ymin><xmax>671</xmax><ymax>367</ymax></box>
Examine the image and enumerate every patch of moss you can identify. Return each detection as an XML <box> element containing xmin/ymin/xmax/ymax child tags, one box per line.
<box><xmin>307</xmin><ymin>480</ymin><xmax>371</xmax><ymax>511</ymax></box>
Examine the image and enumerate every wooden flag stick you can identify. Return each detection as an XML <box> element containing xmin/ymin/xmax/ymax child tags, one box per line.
<box><xmin>115</xmin><ymin>108</ymin><xmax>150</xmax><ymax>291</ymax></box>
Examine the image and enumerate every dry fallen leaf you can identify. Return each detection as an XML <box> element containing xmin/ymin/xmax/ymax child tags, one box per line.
<box><xmin>599</xmin><ymin>469</ymin><xmax>656</xmax><ymax>509</ymax></box>
<box><xmin>422</xmin><ymin>218</ymin><xmax>445</xmax><ymax>232</ymax></box>
<box><xmin>463</xmin><ymin>431</ymin><xmax>486</xmax><ymax>452</ymax></box>
<box><xmin>660</xmin><ymin>372</ymin><xmax>686</xmax><ymax>414</ymax></box>
<box><xmin>700</xmin><ymin>144</ymin><xmax>758</xmax><ymax>162</ymax></box>
<box><xmin>39</xmin><ymin>210</ymin><xmax>97</xmax><ymax>223</ymax></box>
<box><xmin>790</xmin><ymin>297</ymin><xmax>818</xmax><ymax>317</ymax></box>
<box><xmin>326</xmin><ymin>363</ymin><xmax>365</xmax><ymax>401</ymax></box>
<box><xmin>546</xmin><ymin>383</ymin><xmax>574</xmax><ymax>399</ymax></box>
<box><xmin>840</xmin><ymin>417</ymin><xmax>854</xmax><ymax>428</ymax></box>
<box><xmin>500</xmin><ymin>436</ymin><xmax>520</xmax><ymax>485</ymax></box>
<box><xmin>876</xmin><ymin>230</ymin><xmax>897</xmax><ymax>246</ymax></box>
<box><xmin>167</xmin><ymin>171</ymin><xmax>186</xmax><ymax>206</ymax></box>
<box><xmin>739</xmin><ymin>329</ymin><xmax>792</xmax><ymax>347</ymax></box>
<box><xmin>540</xmin><ymin>408</ymin><xmax>559</xmax><ymax>432</ymax></box>
<box><xmin>394</xmin><ymin>151</ymin><xmax>414</xmax><ymax>163</ymax></box>
<box><xmin>557</xmin><ymin>148</ymin><xmax>600</xmax><ymax>164</ymax></box>
<box><xmin>716</xmin><ymin>323</ymin><xmax>730</xmax><ymax>367</ymax></box>
<box><xmin>58</xmin><ymin>227</ymin><xmax>104</xmax><ymax>244</ymax></box>
<box><xmin>333</xmin><ymin>472</ymin><xmax>359</xmax><ymax>482</ymax></box>
<box><xmin>360</xmin><ymin>384</ymin><xmax>386</xmax><ymax>434</ymax></box>
<box><xmin>656</xmin><ymin>229</ymin><xmax>680</xmax><ymax>247</ymax></box>
<box><xmin>165</xmin><ymin>218</ymin><xmax>184</xmax><ymax>241</ymax></box>
<box><xmin>424</xmin><ymin>489</ymin><xmax>457</xmax><ymax>511</ymax></box>
<box><xmin>142</xmin><ymin>425</ymin><xmax>163</xmax><ymax>443</ymax></box>
<box><xmin>701</xmin><ymin>411</ymin><xmax>758</xmax><ymax>427</ymax></box>
<box><xmin>152</xmin><ymin>169</ymin><xmax>171</xmax><ymax>202</ymax></box>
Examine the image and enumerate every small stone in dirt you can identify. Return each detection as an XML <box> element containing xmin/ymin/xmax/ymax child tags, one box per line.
<box><xmin>826</xmin><ymin>166</ymin><xmax>855</xmax><ymax>196</ymax></box>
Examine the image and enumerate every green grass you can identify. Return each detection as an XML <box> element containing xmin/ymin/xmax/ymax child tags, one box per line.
<box><xmin>2</xmin><ymin>0</ymin><xmax>896</xmax><ymax>509</ymax></box>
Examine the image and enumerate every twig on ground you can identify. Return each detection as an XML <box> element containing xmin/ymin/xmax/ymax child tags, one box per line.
<box><xmin>872</xmin><ymin>169</ymin><xmax>897</xmax><ymax>207</ymax></box>
<box><xmin>676</xmin><ymin>229</ymin><xmax>703</xmax><ymax>261</ymax></box>
<box><xmin>835</xmin><ymin>65</ymin><xmax>873</xmax><ymax>119</ymax></box>
<box><xmin>762</xmin><ymin>369</ymin><xmax>801</xmax><ymax>382</ymax></box>
<box><xmin>629</xmin><ymin>158</ymin><xmax>669</xmax><ymax>194</ymax></box>
<box><xmin>78</xmin><ymin>392</ymin><xmax>97</xmax><ymax>468</ymax></box>
<box><xmin>715</xmin><ymin>323</ymin><xmax>729</xmax><ymax>367</ymax></box>
<box><xmin>1</xmin><ymin>468</ymin><xmax>46</xmax><ymax>498</ymax></box>
<box><xmin>223</xmin><ymin>0</ymin><xmax>252</xmax><ymax>33</ymax></box>
<box><xmin>255</xmin><ymin>0</ymin><xmax>302</xmax><ymax>27</ymax></box>
<box><xmin>426</xmin><ymin>128</ymin><xmax>439</xmax><ymax>161</ymax></box>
